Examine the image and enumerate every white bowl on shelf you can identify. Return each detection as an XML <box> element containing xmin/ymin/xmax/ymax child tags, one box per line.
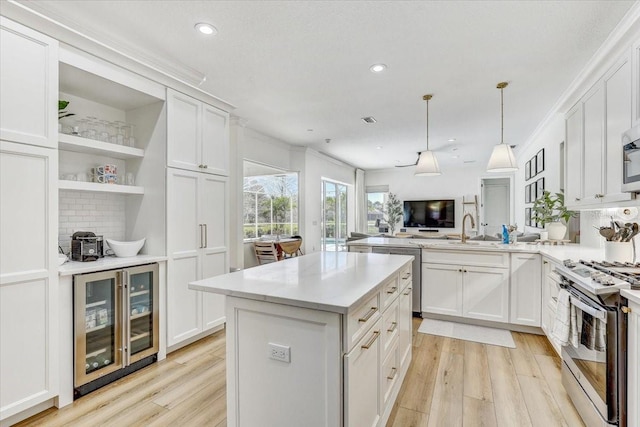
<box><xmin>105</xmin><ymin>238</ymin><xmax>145</xmax><ymax>257</ymax></box>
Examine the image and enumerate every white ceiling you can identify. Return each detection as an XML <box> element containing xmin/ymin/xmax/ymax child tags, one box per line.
<box><xmin>24</xmin><ymin>0</ymin><xmax>636</xmax><ymax>170</ymax></box>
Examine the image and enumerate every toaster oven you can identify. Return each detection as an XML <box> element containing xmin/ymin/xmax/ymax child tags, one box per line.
<box><xmin>71</xmin><ymin>232</ymin><xmax>104</xmax><ymax>262</ymax></box>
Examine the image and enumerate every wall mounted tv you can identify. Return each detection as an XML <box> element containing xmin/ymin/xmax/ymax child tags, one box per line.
<box><xmin>403</xmin><ymin>199</ymin><xmax>455</xmax><ymax>228</ymax></box>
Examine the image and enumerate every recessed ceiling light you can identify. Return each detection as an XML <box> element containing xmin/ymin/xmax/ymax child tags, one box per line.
<box><xmin>448</xmin><ymin>138</ymin><xmax>456</xmax><ymax>142</ymax></box>
<box><xmin>452</xmin><ymin>155</ymin><xmax>460</xmax><ymax>159</ymax></box>
<box><xmin>195</xmin><ymin>23</ymin><xmax>217</xmax><ymax>35</ymax></box>
<box><xmin>369</xmin><ymin>64</ymin><xmax>387</xmax><ymax>73</ymax></box>
<box><xmin>376</xmin><ymin>146</ymin><xmax>382</xmax><ymax>150</ymax></box>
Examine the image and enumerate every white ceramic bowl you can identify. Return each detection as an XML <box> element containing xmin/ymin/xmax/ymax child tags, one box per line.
<box><xmin>58</xmin><ymin>253</ymin><xmax>68</xmax><ymax>266</ymax></box>
<box><xmin>106</xmin><ymin>238</ymin><xmax>145</xmax><ymax>257</ymax></box>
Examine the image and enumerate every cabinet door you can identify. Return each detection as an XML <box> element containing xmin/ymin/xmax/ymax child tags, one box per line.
<box><xmin>582</xmin><ymin>84</ymin><xmax>605</xmax><ymax>204</ymax></box>
<box><xmin>167</xmin><ymin>89</ymin><xmax>201</xmax><ymax>172</ymax></box>
<box><xmin>565</xmin><ymin>103</ymin><xmax>583</xmax><ymax>207</ymax></box>
<box><xmin>510</xmin><ymin>254</ymin><xmax>542</xmax><ymax>326</ymax></box>
<box><xmin>0</xmin><ymin>142</ymin><xmax>58</xmax><ymax>419</ymax></box>
<box><xmin>628</xmin><ymin>301</ymin><xmax>639</xmax><ymax>427</ymax></box>
<box><xmin>398</xmin><ymin>282</ymin><xmax>412</xmax><ymax>368</ymax></box>
<box><xmin>201</xmin><ymin>104</ymin><xmax>229</xmax><ymax>176</ymax></box>
<box><xmin>345</xmin><ymin>320</ymin><xmax>381</xmax><ymax>427</ymax></box>
<box><xmin>200</xmin><ymin>175</ymin><xmax>228</xmax><ymax>330</ymax></box>
<box><xmin>603</xmin><ymin>57</ymin><xmax>633</xmax><ymax>203</ymax></box>
<box><xmin>463</xmin><ymin>266</ymin><xmax>509</xmax><ymax>323</ymax></box>
<box><xmin>422</xmin><ymin>263</ymin><xmax>462</xmax><ymax>316</ymax></box>
<box><xmin>0</xmin><ymin>17</ymin><xmax>58</xmax><ymax>148</ymax></box>
<box><xmin>166</xmin><ymin>168</ymin><xmax>202</xmax><ymax>346</ymax></box>
<box><xmin>633</xmin><ymin>39</ymin><xmax>640</xmax><ymax>127</ymax></box>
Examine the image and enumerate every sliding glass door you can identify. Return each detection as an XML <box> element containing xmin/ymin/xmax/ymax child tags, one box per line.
<box><xmin>322</xmin><ymin>180</ymin><xmax>348</xmax><ymax>252</ymax></box>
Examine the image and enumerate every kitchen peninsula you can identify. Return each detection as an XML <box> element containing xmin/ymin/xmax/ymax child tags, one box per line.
<box><xmin>189</xmin><ymin>252</ymin><xmax>414</xmax><ymax>427</ymax></box>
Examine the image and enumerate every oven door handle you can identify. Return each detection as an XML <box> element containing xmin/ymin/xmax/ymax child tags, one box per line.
<box><xmin>569</xmin><ymin>295</ymin><xmax>607</xmax><ymax>323</ymax></box>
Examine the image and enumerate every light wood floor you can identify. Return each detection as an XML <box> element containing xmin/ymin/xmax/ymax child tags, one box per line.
<box><xmin>16</xmin><ymin>318</ymin><xmax>584</xmax><ymax>427</ymax></box>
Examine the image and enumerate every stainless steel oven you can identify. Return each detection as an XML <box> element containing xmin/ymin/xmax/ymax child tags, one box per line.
<box><xmin>622</xmin><ymin>124</ymin><xmax>640</xmax><ymax>193</ymax></box>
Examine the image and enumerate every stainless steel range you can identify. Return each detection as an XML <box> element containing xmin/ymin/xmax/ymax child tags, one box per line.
<box><xmin>555</xmin><ymin>259</ymin><xmax>637</xmax><ymax>427</ymax></box>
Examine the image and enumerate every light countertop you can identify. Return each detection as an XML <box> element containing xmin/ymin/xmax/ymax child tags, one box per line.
<box><xmin>189</xmin><ymin>252</ymin><xmax>413</xmax><ymax>314</ymax></box>
<box><xmin>59</xmin><ymin>255</ymin><xmax>166</xmax><ymax>276</ymax></box>
<box><xmin>622</xmin><ymin>289</ymin><xmax>640</xmax><ymax>305</ymax></box>
<box><xmin>347</xmin><ymin>237</ymin><xmax>605</xmax><ymax>264</ymax></box>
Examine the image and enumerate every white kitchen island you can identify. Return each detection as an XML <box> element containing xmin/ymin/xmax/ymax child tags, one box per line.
<box><xmin>189</xmin><ymin>251</ymin><xmax>414</xmax><ymax>427</ymax></box>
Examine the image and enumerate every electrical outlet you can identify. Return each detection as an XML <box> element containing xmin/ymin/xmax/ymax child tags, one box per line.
<box><xmin>268</xmin><ymin>343</ymin><xmax>290</xmax><ymax>363</ymax></box>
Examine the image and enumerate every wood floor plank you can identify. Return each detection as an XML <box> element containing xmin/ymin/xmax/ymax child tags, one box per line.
<box><xmin>427</xmin><ymin>352</ymin><xmax>464</xmax><ymax>427</ymax></box>
<box><xmin>388</xmin><ymin>406</ymin><xmax>429</xmax><ymax>426</ymax></box>
<box><xmin>523</xmin><ymin>333</ymin><xmax>556</xmax><ymax>356</ymax></box>
<box><xmin>509</xmin><ymin>332</ymin><xmax>543</xmax><ymax>378</ymax></box>
<box><xmin>463</xmin><ymin>341</ymin><xmax>493</xmax><ymax>402</ymax></box>
<box><xmin>486</xmin><ymin>345</ymin><xmax>533</xmax><ymax>427</ymax></box>
<box><xmin>534</xmin><ymin>355</ymin><xmax>586</xmax><ymax>427</ymax></box>
<box><xmin>442</xmin><ymin>337</ymin><xmax>466</xmax><ymax>355</ymax></box>
<box><xmin>463</xmin><ymin>396</ymin><xmax>497</xmax><ymax>427</ymax></box>
<box><xmin>517</xmin><ymin>374</ymin><xmax>568</xmax><ymax>427</ymax></box>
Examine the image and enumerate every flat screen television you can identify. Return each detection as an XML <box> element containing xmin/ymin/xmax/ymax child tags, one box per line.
<box><xmin>403</xmin><ymin>199</ymin><xmax>455</xmax><ymax>228</ymax></box>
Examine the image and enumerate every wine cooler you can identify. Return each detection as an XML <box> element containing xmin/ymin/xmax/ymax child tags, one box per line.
<box><xmin>73</xmin><ymin>263</ymin><xmax>159</xmax><ymax>398</ymax></box>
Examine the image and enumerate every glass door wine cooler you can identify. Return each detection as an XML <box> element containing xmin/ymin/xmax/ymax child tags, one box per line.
<box><xmin>74</xmin><ymin>263</ymin><xmax>159</xmax><ymax>397</ymax></box>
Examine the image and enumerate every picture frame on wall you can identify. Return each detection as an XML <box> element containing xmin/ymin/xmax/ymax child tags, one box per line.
<box><xmin>531</xmin><ymin>156</ymin><xmax>538</xmax><ymax>178</ymax></box>
<box><xmin>525</xmin><ymin>208</ymin><xmax>531</xmax><ymax>226</ymax></box>
<box><xmin>525</xmin><ymin>160</ymin><xmax>531</xmax><ymax>180</ymax></box>
<box><xmin>536</xmin><ymin>177</ymin><xmax>545</xmax><ymax>199</ymax></box>
<box><xmin>536</xmin><ymin>149</ymin><xmax>545</xmax><ymax>174</ymax></box>
<box><xmin>525</xmin><ymin>184</ymin><xmax>531</xmax><ymax>203</ymax></box>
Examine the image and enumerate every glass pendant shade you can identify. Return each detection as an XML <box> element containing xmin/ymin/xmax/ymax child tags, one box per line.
<box><xmin>415</xmin><ymin>150</ymin><xmax>441</xmax><ymax>176</ymax></box>
<box><xmin>487</xmin><ymin>143</ymin><xmax>518</xmax><ymax>172</ymax></box>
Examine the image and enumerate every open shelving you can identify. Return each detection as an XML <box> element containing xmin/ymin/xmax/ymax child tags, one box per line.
<box><xmin>59</xmin><ymin>133</ymin><xmax>144</xmax><ymax>159</ymax></box>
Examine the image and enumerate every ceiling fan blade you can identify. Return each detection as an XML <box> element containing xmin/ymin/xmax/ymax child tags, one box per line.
<box><xmin>395</xmin><ymin>163</ymin><xmax>417</xmax><ymax>168</ymax></box>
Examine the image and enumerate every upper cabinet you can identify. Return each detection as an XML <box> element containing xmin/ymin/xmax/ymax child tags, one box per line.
<box><xmin>564</xmin><ymin>53</ymin><xmax>635</xmax><ymax>209</ymax></box>
<box><xmin>0</xmin><ymin>17</ymin><xmax>58</xmax><ymax>148</ymax></box>
<box><xmin>167</xmin><ymin>88</ymin><xmax>229</xmax><ymax>176</ymax></box>
<box><xmin>633</xmin><ymin>39</ymin><xmax>640</xmax><ymax>127</ymax></box>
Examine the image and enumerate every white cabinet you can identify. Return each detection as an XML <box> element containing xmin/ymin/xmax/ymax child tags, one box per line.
<box><xmin>510</xmin><ymin>253</ymin><xmax>542</xmax><ymax>327</ymax></box>
<box><xmin>166</xmin><ymin>168</ymin><xmax>227</xmax><ymax>348</ymax></box>
<box><xmin>633</xmin><ymin>39</ymin><xmax>640</xmax><ymax>127</ymax></box>
<box><xmin>0</xmin><ymin>141</ymin><xmax>58</xmax><ymax>421</ymax></box>
<box><xmin>0</xmin><ymin>17</ymin><xmax>58</xmax><ymax>149</ymax></box>
<box><xmin>397</xmin><ymin>280</ymin><xmax>412</xmax><ymax>368</ymax></box>
<box><xmin>565</xmin><ymin>54</ymin><xmax>634</xmax><ymax>209</ymax></box>
<box><xmin>627</xmin><ymin>298</ymin><xmax>639</xmax><ymax>427</ymax></box>
<box><xmin>423</xmin><ymin>250</ymin><xmax>509</xmax><ymax>323</ymax></box>
<box><xmin>540</xmin><ymin>257</ymin><xmax>562</xmax><ymax>355</ymax></box>
<box><xmin>167</xmin><ymin>88</ymin><xmax>229</xmax><ymax>176</ymax></box>
<box><xmin>345</xmin><ymin>319</ymin><xmax>381</xmax><ymax>427</ymax></box>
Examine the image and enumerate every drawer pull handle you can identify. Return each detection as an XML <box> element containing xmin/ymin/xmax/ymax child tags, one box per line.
<box><xmin>387</xmin><ymin>321</ymin><xmax>398</xmax><ymax>333</ymax></box>
<box><xmin>361</xmin><ymin>331</ymin><xmax>380</xmax><ymax>349</ymax></box>
<box><xmin>403</xmin><ymin>288</ymin><xmax>412</xmax><ymax>296</ymax></box>
<box><xmin>386</xmin><ymin>286</ymin><xmax>397</xmax><ymax>294</ymax></box>
<box><xmin>358</xmin><ymin>307</ymin><xmax>377</xmax><ymax>323</ymax></box>
<box><xmin>402</xmin><ymin>274</ymin><xmax>411</xmax><ymax>279</ymax></box>
<box><xmin>387</xmin><ymin>367</ymin><xmax>397</xmax><ymax>380</ymax></box>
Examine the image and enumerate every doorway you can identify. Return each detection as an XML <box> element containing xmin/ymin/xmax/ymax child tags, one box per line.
<box><xmin>321</xmin><ymin>179</ymin><xmax>348</xmax><ymax>252</ymax></box>
<box><xmin>481</xmin><ymin>177</ymin><xmax>511</xmax><ymax>237</ymax></box>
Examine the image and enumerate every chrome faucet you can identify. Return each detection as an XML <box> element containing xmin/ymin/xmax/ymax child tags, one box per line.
<box><xmin>461</xmin><ymin>213</ymin><xmax>476</xmax><ymax>244</ymax></box>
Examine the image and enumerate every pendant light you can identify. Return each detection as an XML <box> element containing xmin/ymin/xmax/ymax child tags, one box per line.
<box><xmin>415</xmin><ymin>94</ymin><xmax>442</xmax><ymax>176</ymax></box>
<box><xmin>487</xmin><ymin>82</ymin><xmax>518</xmax><ymax>172</ymax></box>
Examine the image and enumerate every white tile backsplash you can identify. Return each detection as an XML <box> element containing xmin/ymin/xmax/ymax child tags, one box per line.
<box><xmin>58</xmin><ymin>190</ymin><xmax>126</xmax><ymax>253</ymax></box>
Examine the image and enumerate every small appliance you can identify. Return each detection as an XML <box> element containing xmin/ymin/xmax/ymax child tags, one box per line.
<box><xmin>71</xmin><ymin>231</ymin><xmax>104</xmax><ymax>262</ymax></box>
<box><xmin>622</xmin><ymin>124</ymin><xmax>640</xmax><ymax>193</ymax></box>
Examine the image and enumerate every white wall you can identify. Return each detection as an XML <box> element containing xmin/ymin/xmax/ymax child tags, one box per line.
<box><xmin>364</xmin><ymin>163</ymin><xmax>489</xmax><ymax>235</ymax></box>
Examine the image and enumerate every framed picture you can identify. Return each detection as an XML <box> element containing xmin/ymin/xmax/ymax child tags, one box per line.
<box><xmin>536</xmin><ymin>149</ymin><xmax>545</xmax><ymax>174</ymax></box>
<box><xmin>531</xmin><ymin>156</ymin><xmax>538</xmax><ymax>178</ymax></box>
<box><xmin>525</xmin><ymin>208</ymin><xmax>531</xmax><ymax>226</ymax></box>
<box><xmin>536</xmin><ymin>177</ymin><xmax>545</xmax><ymax>199</ymax></box>
<box><xmin>525</xmin><ymin>160</ymin><xmax>531</xmax><ymax>180</ymax></box>
<box><xmin>525</xmin><ymin>184</ymin><xmax>531</xmax><ymax>203</ymax></box>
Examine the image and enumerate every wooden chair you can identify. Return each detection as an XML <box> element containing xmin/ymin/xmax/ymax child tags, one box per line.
<box><xmin>279</xmin><ymin>239</ymin><xmax>303</xmax><ymax>258</ymax></box>
<box><xmin>254</xmin><ymin>241</ymin><xmax>279</xmax><ymax>264</ymax></box>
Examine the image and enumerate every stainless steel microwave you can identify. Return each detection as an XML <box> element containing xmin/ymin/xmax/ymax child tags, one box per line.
<box><xmin>623</xmin><ymin>124</ymin><xmax>640</xmax><ymax>193</ymax></box>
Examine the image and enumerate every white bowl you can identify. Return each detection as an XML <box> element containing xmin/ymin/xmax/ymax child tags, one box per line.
<box><xmin>106</xmin><ymin>238</ymin><xmax>145</xmax><ymax>257</ymax></box>
<box><xmin>58</xmin><ymin>253</ymin><xmax>68</xmax><ymax>266</ymax></box>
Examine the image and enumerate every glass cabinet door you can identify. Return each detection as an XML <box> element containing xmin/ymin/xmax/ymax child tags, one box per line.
<box><xmin>74</xmin><ymin>270</ymin><xmax>123</xmax><ymax>387</ymax></box>
<box><xmin>126</xmin><ymin>263</ymin><xmax>159</xmax><ymax>363</ymax></box>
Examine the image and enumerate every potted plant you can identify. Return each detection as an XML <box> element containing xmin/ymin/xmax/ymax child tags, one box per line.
<box><xmin>384</xmin><ymin>193</ymin><xmax>403</xmax><ymax>236</ymax></box>
<box><xmin>531</xmin><ymin>191</ymin><xmax>577</xmax><ymax>240</ymax></box>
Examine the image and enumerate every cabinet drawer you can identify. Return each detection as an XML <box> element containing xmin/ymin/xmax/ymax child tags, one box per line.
<box><xmin>423</xmin><ymin>249</ymin><xmax>508</xmax><ymax>268</ymax></box>
<box><xmin>381</xmin><ymin>298</ymin><xmax>399</xmax><ymax>357</ymax></box>
<box><xmin>381</xmin><ymin>276</ymin><xmax>400</xmax><ymax>310</ymax></box>
<box><xmin>399</xmin><ymin>264</ymin><xmax>412</xmax><ymax>291</ymax></box>
<box><xmin>381</xmin><ymin>335</ymin><xmax>399</xmax><ymax>408</ymax></box>
<box><xmin>346</xmin><ymin>292</ymin><xmax>381</xmax><ymax>352</ymax></box>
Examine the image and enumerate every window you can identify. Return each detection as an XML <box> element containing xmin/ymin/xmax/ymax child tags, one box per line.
<box><xmin>322</xmin><ymin>179</ymin><xmax>348</xmax><ymax>252</ymax></box>
<box><xmin>366</xmin><ymin>185</ymin><xmax>389</xmax><ymax>233</ymax></box>
<box><xmin>243</xmin><ymin>169</ymin><xmax>298</xmax><ymax>240</ymax></box>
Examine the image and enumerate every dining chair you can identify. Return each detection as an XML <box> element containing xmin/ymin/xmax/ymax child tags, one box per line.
<box><xmin>279</xmin><ymin>239</ymin><xmax>303</xmax><ymax>258</ymax></box>
<box><xmin>254</xmin><ymin>241</ymin><xmax>279</xmax><ymax>264</ymax></box>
